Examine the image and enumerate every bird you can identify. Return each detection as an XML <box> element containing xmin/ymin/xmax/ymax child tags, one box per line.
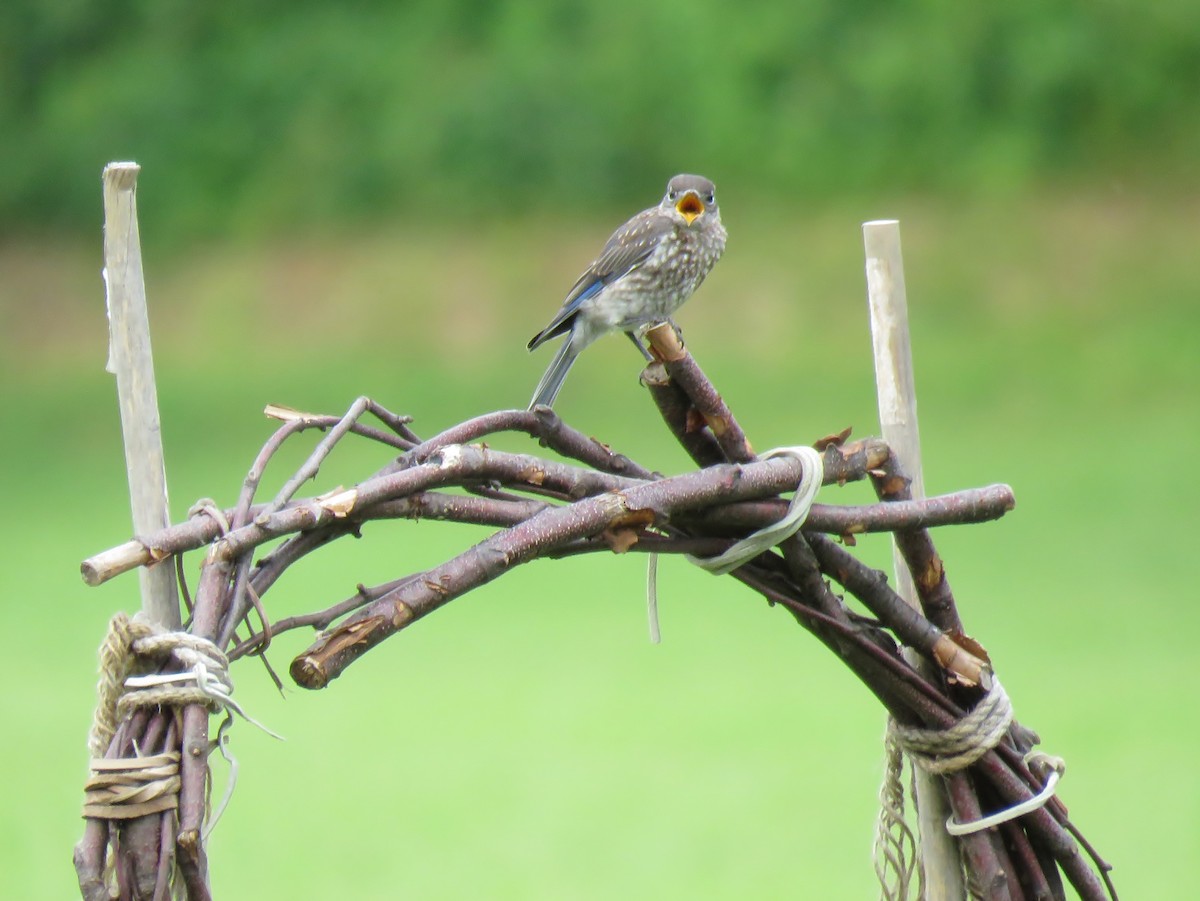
<box><xmin>526</xmin><ymin>173</ymin><xmax>727</xmax><ymax>409</ymax></box>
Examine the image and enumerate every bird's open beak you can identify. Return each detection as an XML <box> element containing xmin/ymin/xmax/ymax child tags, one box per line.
<box><xmin>675</xmin><ymin>191</ymin><xmax>704</xmax><ymax>224</ymax></box>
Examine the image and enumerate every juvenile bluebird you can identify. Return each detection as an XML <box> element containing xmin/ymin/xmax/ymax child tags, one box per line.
<box><xmin>527</xmin><ymin>173</ymin><xmax>727</xmax><ymax>409</ymax></box>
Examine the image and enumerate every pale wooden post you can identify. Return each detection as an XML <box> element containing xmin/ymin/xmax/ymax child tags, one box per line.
<box><xmin>103</xmin><ymin>162</ymin><xmax>181</xmax><ymax>630</ymax></box>
<box><xmin>863</xmin><ymin>219</ymin><xmax>963</xmax><ymax>900</ymax></box>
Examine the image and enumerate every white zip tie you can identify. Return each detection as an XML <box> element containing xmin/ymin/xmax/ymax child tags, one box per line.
<box><xmin>122</xmin><ymin>634</ymin><xmax>283</xmax><ymax>836</ymax></box>
<box><xmin>645</xmin><ymin>445</ymin><xmax>824</xmax><ymax>640</ymax></box>
<box><xmin>688</xmin><ymin>446</ymin><xmax>824</xmax><ymax>575</ymax></box>
<box><xmin>945</xmin><ymin>751</ymin><xmax>1065</xmax><ymax>836</ymax></box>
<box><xmin>124</xmin><ymin>664</ymin><xmax>284</xmax><ymax>741</ymax></box>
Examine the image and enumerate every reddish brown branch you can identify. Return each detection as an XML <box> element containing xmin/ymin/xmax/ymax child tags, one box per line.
<box><xmin>807</xmin><ymin>533</ymin><xmax>990</xmax><ymax>687</ymax></box>
<box><xmin>82</xmin><ymin>438</ymin><xmax>907</xmax><ymax>588</ymax></box>
<box><xmin>645</xmin><ymin>322</ymin><xmax>755</xmax><ymax>463</ymax></box>
<box><xmin>641</xmin><ymin>363</ymin><xmax>728</xmax><ymax>467</ymax></box>
<box><xmin>291</xmin><ymin>453</ymin><xmax>818</xmax><ymax>688</ymax></box>
<box><xmin>395</xmin><ymin>407</ymin><xmax>655</xmax><ymax>481</ymax></box>
<box><xmin>948</xmin><ymin>776</ymin><xmax>1022</xmax><ymax>901</ymax></box>
<box><xmin>682</xmin><ymin>484</ymin><xmax>1015</xmax><ymax>537</ymax></box>
<box><xmin>870</xmin><ymin>453</ymin><xmax>966</xmax><ymax>634</ymax></box>
<box><xmin>229</xmin><ymin>575</ymin><xmax>420</xmax><ymax>662</ymax></box>
<box><xmin>232</xmin><ymin>480</ymin><xmax>1011</xmax><ymax>661</ymax></box>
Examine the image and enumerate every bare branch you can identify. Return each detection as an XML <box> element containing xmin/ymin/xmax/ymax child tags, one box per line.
<box><xmin>683</xmin><ymin>484</ymin><xmax>1016</xmax><ymax>537</ymax></box>
<box><xmin>645</xmin><ymin>322</ymin><xmax>755</xmax><ymax>463</ymax></box>
<box><xmin>291</xmin><ymin>453</ymin><xmax>817</xmax><ymax>688</ymax></box>
<box><xmin>807</xmin><ymin>533</ymin><xmax>989</xmax><ymax>687</ymax></box>
<box><xmin>398</xmin><ymin>407</ymin><xmax>654</xmax><ymax>480</ymax></box>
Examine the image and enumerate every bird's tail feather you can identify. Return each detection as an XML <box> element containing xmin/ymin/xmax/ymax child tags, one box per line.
<box><xmin>528</xmin><ymin>338</ymin><xmax>579</xmax><ymax>409</ymax></box>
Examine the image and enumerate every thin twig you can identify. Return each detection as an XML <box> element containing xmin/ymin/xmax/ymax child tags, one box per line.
<box><xmin>807</xmin><ymin>533</ymin><xmax>989</xmax><ymax>687</ymax></box>
<box><xmin>395</xmin><ymin>407</ymin><xmax>654</xmax><ymax>479</ymax></box>
<box><xmin>229</xmin><ymin>575</ymin><xmax>421</xmax><ymax>661</ymax></box>
<box><xmin>268</xmin><ymin>397</ymin><xmax>383</xmax><ymax>509</ymax></box>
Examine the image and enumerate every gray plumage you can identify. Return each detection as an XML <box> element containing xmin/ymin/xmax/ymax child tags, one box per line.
<box><xmin>527</xmin><ymin>174</ymin><xmax>727</xmax><ymax>408</ymax></box>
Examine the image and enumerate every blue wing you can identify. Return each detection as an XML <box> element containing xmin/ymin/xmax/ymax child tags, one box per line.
<box><xmin>527</xmin><ymin>207</ymin><xmax>675</xmax><ymax>350</ymax></box>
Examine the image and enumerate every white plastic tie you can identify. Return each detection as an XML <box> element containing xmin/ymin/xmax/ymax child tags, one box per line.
<box><xmin>122</xmin><ymin>630</ymin><xmax>283</xmax><ymax>836</ymax></box>
<box><xmin>645</xmin><ymin>445</ymin><xmax>824</xmax><ymax>640</ymax></box>
<box><xmin>646</xmin><ymin>552</ymin><xmax>661</xmax><ymax>644</ymax></box>
<box><xmin>687</xmin><ymin>445</ymin><xmax>824</xmax><ymax>575</ymax></box>
<box><xmin>946</xmin><ymin>751</ymin><xmax>1065</xmax><ymax>836</ymax></box>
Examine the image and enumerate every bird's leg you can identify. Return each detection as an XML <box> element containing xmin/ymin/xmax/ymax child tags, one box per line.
<box><xmin>625</xmin><ymin>331</ymin><xmax>654</xmax><ymax>361</ymax></box>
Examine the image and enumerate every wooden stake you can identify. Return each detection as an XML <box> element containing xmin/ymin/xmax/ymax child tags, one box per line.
<box><xmin>102</xmin><ymin>162</ymin><xmax>180</xmax><ymax>630</ymax></box>
<box><xmin>863</xmin><ymin>219</ymin><xmax>964</xmax><ymax>900</ymax></box>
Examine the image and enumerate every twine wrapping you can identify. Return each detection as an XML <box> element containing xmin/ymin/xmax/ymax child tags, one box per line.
<box><xmin>874</xmin><ymin>679</ymin><xmax>1011</xmax><ymax>900</ymax></box>
<box><xmin>874</xmin><ymin>677</ymin><xmax>1065</xmax><ymax>898</ymax></box>
<box><xmin>873</xmin><ymin>725</ymin><xmax>922</xmax><ymax>901</ymax></box>
<box><xmin>83</xmin><ymin>612</ymin><xmax>280</xmax><ymax>828</ymax></box>
<box><xmin>88</xmin><ymin>612</ymin><xmax>158</xmax><ymax>758</ymax></box>
<box><xmin>891</xmin><ymin>678</ymin><xmax>1013</xmax><ymax>776</ymax></box>
<box><xmin>83</xmin><ymin>752</ymin><xmax>182</xmax><ymax>820</ymax></box>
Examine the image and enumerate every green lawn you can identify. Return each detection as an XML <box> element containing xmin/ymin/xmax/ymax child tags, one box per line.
<box><xmin>1</xmin><ymin>188</ymin><xmax>1195</xmax><ymax>898</ymax></box>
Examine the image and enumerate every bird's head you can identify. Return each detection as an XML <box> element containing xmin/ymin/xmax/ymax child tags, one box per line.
<box><xmin>663</xmin><ymin>174</ymin><xmax>718</xmax><ymax>226</ymax></box>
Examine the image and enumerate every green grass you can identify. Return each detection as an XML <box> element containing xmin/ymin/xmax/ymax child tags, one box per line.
<box><xmin>1</xmin><ymin>188</ymin><xmax>1196</xmax><ymax>898</ymax></box>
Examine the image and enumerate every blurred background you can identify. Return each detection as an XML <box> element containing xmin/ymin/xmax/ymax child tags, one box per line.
<box><xmin>2</xmin><ymin>1</ymin><xmax>1196</xmax><ymax>897</ymax></box>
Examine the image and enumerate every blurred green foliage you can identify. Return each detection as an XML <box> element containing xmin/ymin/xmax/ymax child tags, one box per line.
<box><xmin>3</xmin><ymin>0</ymin><xmax>1199</xmax><ymax>235</ymax></box>
<box><xmin>2</xmin><ymin>191</ymin><xmax>1197</xmax><ymax>898</ymax></box>
<box><xmin>2</xmin><ymin>2</ymin><xmax>1198</xmax><ymax>895</ymax></box>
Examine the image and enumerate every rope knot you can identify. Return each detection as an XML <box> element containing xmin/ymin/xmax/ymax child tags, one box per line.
<box><xmin>118</xmin><ymin>629</ymin><xmax>233</xmax><ymax>720</ymax></box>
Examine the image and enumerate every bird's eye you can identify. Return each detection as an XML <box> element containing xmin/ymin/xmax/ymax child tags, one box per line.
<box><xmin>705</xmin><ymin>193</ymin><xmax>715</xmax><ymax>204</ymax></box>
<box><xmin>667</xmin><ymin>190</ymin><xmax>677</xmax><ymax>201</ymax></box>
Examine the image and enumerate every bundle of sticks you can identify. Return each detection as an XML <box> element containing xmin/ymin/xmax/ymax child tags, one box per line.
<box><xmin>77</xmin><ymin>323</ymin><xmax>1113</xmax><ymax>901</ymax></box>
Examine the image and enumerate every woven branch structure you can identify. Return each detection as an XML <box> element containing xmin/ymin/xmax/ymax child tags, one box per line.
<box><xmin>76</xmin><ymin>324</ymin><xmax>1115</xmax><ymax>900</ymax></box>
